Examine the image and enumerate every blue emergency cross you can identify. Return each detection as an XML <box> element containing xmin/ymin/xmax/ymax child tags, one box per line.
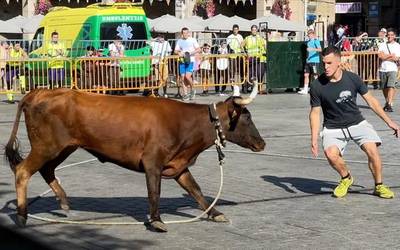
<box><xmin>117</xmin><ymin>23</ymin><xmax>133</xmax><ymax>41</ymax></box>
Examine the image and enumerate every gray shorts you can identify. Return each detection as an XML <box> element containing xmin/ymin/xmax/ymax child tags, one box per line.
<box><xmin>321</xmin><ymin>120</ymin><xmax>382</xmax><ymax>155</ymax></box>
<box><xmin>380</xmin><ymin>71</ymin><xmax>397</xmax><ymax>89</ymax></box>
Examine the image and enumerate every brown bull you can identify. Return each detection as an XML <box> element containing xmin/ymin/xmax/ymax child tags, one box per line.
<box><xmin>5</xmin><ymin>87</ymin><xmax>265</xmax><ymax>232</ymax></box>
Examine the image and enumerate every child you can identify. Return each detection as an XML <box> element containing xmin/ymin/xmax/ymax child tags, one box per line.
<box><xmin>199</xmin><ymin>43</ymin><xmax>212</xmax><ymax>96</ymax></box>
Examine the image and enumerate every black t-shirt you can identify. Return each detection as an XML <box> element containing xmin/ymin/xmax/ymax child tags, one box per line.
<box><xmin>310</xmin><ymin>71</ymin><xmax>368</xmax><ymax>129</ymax></box>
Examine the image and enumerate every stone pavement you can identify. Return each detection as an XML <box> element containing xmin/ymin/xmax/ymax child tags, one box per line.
<box><xmin>0</xmin><ymin>89</ymin><xmax>399</xmax><ymax>249</ymax></box>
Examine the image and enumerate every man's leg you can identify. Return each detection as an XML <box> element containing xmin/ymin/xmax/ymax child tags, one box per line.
<box><xmin>324</xmin><ymin>146</ymin><xmax>353</xmax><ymax>198</ymax></box>
<box><xmin>361</xmin><ymin>142</ymin><xmax>394</xmax><ymax>198</ymax></box>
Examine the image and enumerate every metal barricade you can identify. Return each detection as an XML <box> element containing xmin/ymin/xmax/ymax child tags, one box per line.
<box><xmin>340</xmin><ymin>51</ymin><xmax>380</xmax><ymax>83</ymax></box>
<box><xmin>74</xmin><ymin>56</ymin><xmax>157</xmax><ymax>93</ymax></box>
<box><xmin>163</xmin><ymin>53</ymin><xmax>247</xmax><ymax>95</ymax></box>
<box><xmin>0</xmin><ymin>57</ymin><xmax>73</xmax><ymax>95</ymax></box>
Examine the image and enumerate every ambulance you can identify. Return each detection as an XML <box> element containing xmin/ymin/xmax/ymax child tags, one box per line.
<box><xmin>29</xmin><ymin>2</ymin><xmax>151</xmax><ymax>80</ymax></box>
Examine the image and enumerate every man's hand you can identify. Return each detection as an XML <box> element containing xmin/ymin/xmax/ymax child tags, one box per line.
<box><xmin>387</xmin><ymin>121</ymin><xmax>400</xmax><ymax>138</ymax></box>
<box><xmin>311</xmin><ymin>141</ymin><xmax>319</xmax><ymax>158</ymax></box>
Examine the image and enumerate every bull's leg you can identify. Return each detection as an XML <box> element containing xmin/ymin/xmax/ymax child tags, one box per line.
<box><xmin>175</xmin><ymin>169</ymin><xmax>228</xmax><ymax>222</ymax></box>
<box><xmin>39</xmin><ymin>165</ymin><xmax>69</xmax><ymax>212</ymax></box>
<box><xmin>39</xmin><ymin>147</ymin><xmax>76</xmax><ymax>212</ymax></box>
<box><xmin>15</xmin><ymin>152</ymin><xmax>47</xmax><ymax>227</ymax></box>
<box><xmin>144</xmin><ymin>165</ymin><xmax>167</xmax><ymax>232</ymax></box>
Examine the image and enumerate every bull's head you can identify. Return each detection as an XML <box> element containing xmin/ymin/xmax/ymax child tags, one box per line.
<box><xmin>222</xmin><ymin>82</ymin><xmax>266</xmax><ymax>152</ymax></box>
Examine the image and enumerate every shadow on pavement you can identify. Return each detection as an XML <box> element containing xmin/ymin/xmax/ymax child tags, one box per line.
<box><xmin>261</xmin><ymin>175</ymin><xmax>365</xmax><ymax>194</ymax></box>
<box><xmin>1</xmin><ymin>194</ymin><xmax>237</xmax><ymax>226</ymax></box>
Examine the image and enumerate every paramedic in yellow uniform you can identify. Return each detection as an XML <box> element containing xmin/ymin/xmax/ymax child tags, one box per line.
<box><xmin>47</xmin><ymin>31</ymin><xmax>66</xmax><ymax>88</ymax></box>
<box><xmin>242</xmin><ymin>24</ymin><xmax>266</xmax><ymax>93</ymax></box>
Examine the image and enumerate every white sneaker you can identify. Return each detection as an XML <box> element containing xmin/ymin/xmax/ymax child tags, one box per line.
<box><xmin>297</xmin><ymin>89</ymin><xmax>308</xmax><ymax>95</ymax></box>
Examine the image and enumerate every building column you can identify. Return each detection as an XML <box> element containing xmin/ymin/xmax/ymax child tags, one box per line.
<box><xmin>22</xmin><ymin>0</ymin><xmax>36</xmax><ymax>39</ymax></box>
<box><xmin>175</xmin><ymin>0</ymin><xmax>195</xmax><ymax>19</ymax></box>
<box><xmin>256</xmin><ymin>0</ymin><xmax>272</xmax><ymax>18</ymax></box>
<box><xmin>22</xmin><ymin>0</ymin><xmax>35</xmax><ymax>17</ymax></box>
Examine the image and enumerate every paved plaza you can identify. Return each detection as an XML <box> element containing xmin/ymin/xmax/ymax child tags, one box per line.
<box><xmin>0</xmin><ymin>88</ymin><xmax>400</xmax><ymax>249</ymax></box>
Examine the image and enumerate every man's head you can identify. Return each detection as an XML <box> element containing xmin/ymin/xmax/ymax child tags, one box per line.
<box><xmin>387</xmin><ymin>28</ymin><xmax>397</xmax><ymax>43</ymax></box>
<box><xmin>321</xmin><ymin>46</ymin><xmax>342</xmax><ymax>78</ymax></box>
<box><xmin>156</xmin><ymin>33</ymin><xmax>165</xmax><ymax>41</ymax></box>
<box><xmin>232</xmin><ymin>24</ymin><xmax>239</xmax><ymax>35</ymax></box>
<box><xmin>51</xmin><ymin>31</ymin><xmax>59</xmax><ymax>43</ymax></box>
<box><xmin>202</xmin><ymin>43</ymin><xmax>210</xmax><ymax>52</ymax></box>
<box><xmin>378</xmin><ymin>28</ymin><xmax>387</xmax><ymax>38</ymax></box>
<box><xmin>181</xmin><ymin>27</ymin><xmax>190</xmax><ymax>39</ymax></box>
<box><xmin>86</xmin><ymin>46</ymin><xmax>96</xmax><ymax>56</ymax></box>
<box><xmin>250</xmin><ymin>25</ymin><xmax>258</xmax><ymax>36</ymax></box>
<box><xmin>307</xmin><ymin>29</ymin><xmax>315</xmax><ymax>39</ymax></box>
<box><xmin>14</xmin><ymin>42</ymin><xmax>21</xmax><ymax>51</ymax></box>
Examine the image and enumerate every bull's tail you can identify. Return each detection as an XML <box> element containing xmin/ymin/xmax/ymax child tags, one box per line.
<box><xmin>4</xmin><ymin>98</ymin><xmax>26</xmax><ymax>171</ymax></box>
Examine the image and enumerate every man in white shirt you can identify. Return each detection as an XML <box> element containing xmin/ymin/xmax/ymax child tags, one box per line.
<box><xmin>174</xmin><ymin>27</ymin><xmax>200</xmax><ymax>101</ymax></box>
<box><xmin>226</xmin><ymin>24</ymin><xmax>244</xmax><ymax>83</ymax></box>
<box><xmin>150</xmin><ymin>34</ymin><xmax>172</xmax><ymax>97</ymax></box>
<box><xmin>108</xmin><ymin>38</ymin><xmax>125</xmax><ymax>57</ymax></box>
<box><xmin>378</xmin><ymin>28</ymin><xmax>400</xmax><ymax>112</ymax></box>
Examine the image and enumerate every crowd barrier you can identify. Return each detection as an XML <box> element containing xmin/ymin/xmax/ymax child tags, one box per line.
<box><xmin>0</xmin><ymin>51</ymin><xmax>390</xmax><ymax>96</ymax></box>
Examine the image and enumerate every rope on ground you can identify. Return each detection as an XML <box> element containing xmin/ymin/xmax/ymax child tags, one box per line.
<box><xmin>26</xmin><ymin>159</ymin><xmax>224</xmax><ymax>225</ymax></box>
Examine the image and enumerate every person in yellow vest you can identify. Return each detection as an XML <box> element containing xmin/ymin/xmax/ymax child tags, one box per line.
<box><xmin>5</xmin><ymin>42</ymin><xmax>27</xmax><ymax>103</ymax></box>
<box><xmin>47</xmin><ymin>31</ymin><xmax>66</xmax><ymax>89</ymax></box>
<box><xmin>242</xmin><ymin>24</ymin><xmax>266</xmax><ymax>93</ymax></box>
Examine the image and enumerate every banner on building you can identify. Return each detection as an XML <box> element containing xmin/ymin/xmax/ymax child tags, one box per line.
<box><xmin>335</xmin><ymin>2</ymin><xmax>362</xmax><ymax>14</ymax></box>
<box><xmin>368</xmin><ymin>2</ymin><xmax>379</xmax><ymax>17</ymax></box>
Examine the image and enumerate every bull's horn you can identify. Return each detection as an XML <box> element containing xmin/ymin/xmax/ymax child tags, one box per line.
<box><xmin>233</xmin><ymin>85</ymin><xmax>240</xmax><ymax>97</ymax></box>
<box><xmin>233</xmin><ymin>81</ymin><xmax>259</xmax><ymax>105</ymax></box>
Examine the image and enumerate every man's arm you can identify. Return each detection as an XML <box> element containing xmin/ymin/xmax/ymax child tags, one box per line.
<box><xmin>309</xmin><ymin>106</ymin><xmax>321</xmax><ymax>157</ymax></box>
<box><xmin>378</xmin><ymin>51</ymin><xmax>394</xmax><ymax>61</ymax></box>
<box><xmin>362</xmin><ymin>92</ymin><xmax>400</xmax><ymax>137</ymax></box>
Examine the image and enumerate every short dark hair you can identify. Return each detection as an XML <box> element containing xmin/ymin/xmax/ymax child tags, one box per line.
<box><xmin>86</xmin><ymin>46</ymin><xmax>95</xmax><ymax>51</ymax></box>
<box><xmin>51</xmin><ymin>31</ymin><xmax>58</xmax><ymax>37</ymax></box>
<box><xmin>322</xmin><ymin>46</ymin><xmax>341</xmax><ymax>58</ymax></box>
<box><xmin>250</xmin><ymin>24</ymin><xmax>258</xmax><ymax>30</ymax></box>
<box><xmin>181</xmin><ymin>27</ymin><xmax>189</xmax><ymax>33</ymax></box>
<box><xmin>232</xmin><ymin>24</ymin><xmax>239</xmax><ymax>30</ymax></box>
<box><xmin>387</xmin><ymin>28</ymin><xmax>397</xmax><ymax>35</ymax></box>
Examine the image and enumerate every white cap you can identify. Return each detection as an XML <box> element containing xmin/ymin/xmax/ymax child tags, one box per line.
<box><xmin>380</xmin><ymin>28</ymin><xmax>387</xmax><ymax>33</ymax></box>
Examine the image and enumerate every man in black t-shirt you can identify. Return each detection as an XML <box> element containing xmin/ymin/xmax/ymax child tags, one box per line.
<box><xmin>309</xmin><ymin>46</ymin><xmax>400</xmax><ymax>199</ymax></box>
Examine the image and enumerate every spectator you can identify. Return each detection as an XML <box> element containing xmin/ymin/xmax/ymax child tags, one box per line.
<box><xmin>47</xmin><ymin>31</ymin><xmax>66</xmax><ymax>88</ymax></box>
<box><xmin>372</xmin><ymin>28</ymin><xmax>388</xmax><ymax>90</ymax></box>
<box><xmin>242</xmin><ymin>24</ymin><xmax>266</xmax><ymax>93</ymax></box>
<box><xmin>108</xmin><ymin>37</ymin><xmax>125</xmax><ymax>58</ymax></box>
<box><xmin>378</xmin><ymin>28</ymin><xmax>400</xmax><ymax>112</ymax></box>
<box><xmin>373</xmin><ymin>28</ymin><xmax>387</xmax><ymax>51</ymax></box>
<box><xmin>0</xmin><ymin>41</ymin><xmax>9</xmax><ymax>91</ymax></box>
<box><xmin>309</xmin><ymin>46</ymin><xmax>399</xmax><ymax>199</ymax></box>
<box><xmin>5</xmin><ymin>42</ymin><xmax>27</xmax><ymax>103</ymax></box>
<box><xmin>226</xmin><ymin>24</ymin><xmax>244</xmax><ymax>83</ymax></box>
<box><xmin>336</xmin><ymin>25</ymin><xmax>345</xmax><ymax>42</ymax></box>
<box><xmin>174</xmin><ymin>27</ymin><xmax>200</xmax><ymax>101</ymax></box>
<box><xmin>299</xmin><ymin>29</ymin><xmax>321</xmax><ymax>95</ymax></box>
<box><xmin>199</xmin><ymin>43</ymin><xmax>212</xmax><ymax>96</ymax></box>
<box><xmin>149</xmin><ymin>33</ymin><xmax>172</xmax><ymax>97</ymax></box>
<box><xmin>215</xmin><ymin>41</ymin><xmax>229</xmax><ymax>96</ymax></box>
<box><xmin>341</xmin><ymin>36</ymin><xmax>352</xmax><ymax>52</ymax></box>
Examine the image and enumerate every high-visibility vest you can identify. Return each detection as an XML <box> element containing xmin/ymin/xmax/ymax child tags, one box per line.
<box><xmin>244</xmin><ymin>35</ymin><xmax>266</xmax><ymax>62</ymax></box>
<box><xmin>8</xmin><ymin>49</ymin><xmax>24</xmax><ymax>67</ymax></box>
<box><xmin>47</xmin><ymin>42</ymin><xmax>66</xmax><ymax>69</ymax></box>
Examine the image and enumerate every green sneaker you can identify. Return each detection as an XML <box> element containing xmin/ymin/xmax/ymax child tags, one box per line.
<box><xmin>374</xmin><ymin>184</ymin><xmax>394</xmax><ymax>199</ymax></box>
<box><xmin>333</xmin><ymin>176</ymin><xmax>354</xmax><ymax>198</ymax></box>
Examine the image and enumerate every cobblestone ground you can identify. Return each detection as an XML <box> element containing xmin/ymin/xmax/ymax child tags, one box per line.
<box><xmin>0</xmin><ymin>88</ymin><xmax>399</xmax><ymax>249</ymax></box>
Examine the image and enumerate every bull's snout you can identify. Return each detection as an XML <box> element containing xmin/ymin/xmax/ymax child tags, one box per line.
<box><xmin>252</xmin><ymin>139</ymin><xmax>266</xmax><ymax>152</ymax></box>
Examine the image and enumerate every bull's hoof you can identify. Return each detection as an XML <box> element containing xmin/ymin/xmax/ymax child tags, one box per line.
<box><xmin>16</xmin><ymin>214</ymin><xmax>27</xmax><ymax>227</ymax></box>
<box><xmin>60</xmin><ymin>203</ymin><xmax>70</xmax><ymax>213</ymax></box>
<box><xmin>210</xmin><ymin>214</ymin><xmax>229</xmax><ymax>222</ymax></box>
<box><xmin>149</xmin><ymin>220</ymin><xmax>168</xmax><ymax>232</ymax></box>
